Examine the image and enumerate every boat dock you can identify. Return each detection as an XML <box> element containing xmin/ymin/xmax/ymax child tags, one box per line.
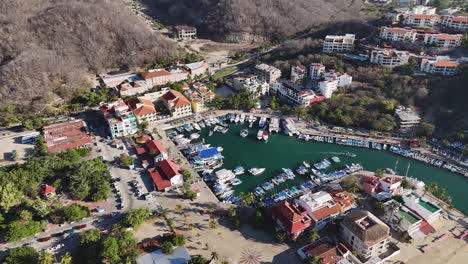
<box><xmin>269</xmin><ymin>118</ymin><xmax>280</xmax><ymax>133</ymax></box>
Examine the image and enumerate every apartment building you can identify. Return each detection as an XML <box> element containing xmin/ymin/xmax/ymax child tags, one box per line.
<box><xmin>100</xmin><ymin>100</ymin><xmax>139</xmax><ymax>138</ymax></box>
<box><xmin>161</xmin><ymin>90</ymin><xmax>192</xmax><ymax>118</ymax></box>
<box><xmin>232</xmin><ymin>75</ymin><xmax>269</xmax><ymax>98</ymax></box>
<box><xmin>323</xmin><ymin>34</ymin><xmax>355</xmax><ymax>53</ymax></box>
<box><xmin>380</xmin><ymin>27</ymin><xmax>417</xmax><ymax>42</ymax></box>
<box><xmin>174</xmin><ymin>25</ymin><xmax>197</xmax><ymax>39</ymax></box>
<box><xmin>404</xmin><ymin>14</ymin><xmax>439</xmax><ymax>27</ymax></box>
<box><xmin>127</xmin><ymin>97</ymin><xmax>158</xmax><ymax>124</ymax></box>
<box><xmin>423</xmin><ymin>33</ymin><xmax>463</xmax><ymax>48</ymax></box>
<box><xmin>141</xmin><ymin>69</ymin><xmax>174</xmax><ymax>87</ymax></box>
<box><xmin>254</xmin><ymin>63</ymin><xmax>282</xmax><ymax>83</ymax></box>
<box><xmin>290</xmin><ymin>65</ymin><xmax>307</xmax><ymax>83</ymax></box>
<box><xmin>142</xmin><ymin>62</ymin><xmax>206</xmax><ymax>88</ymax></box>
<box><xmin>420</xmin><ymin>56</ymin><xmax>459</xmax><ymax>75</ymax></box>
<box><xmin>42</xmin><ymin>120</ymin><xmax>92</xmax><ymax>153</ymax></box>
<box><xmin>275</xmin><ymin>81</ymin><xmax>324</xmax><ymax>107</ymax></box>
<box><xmin>99</xmin><ymin>72</ymin><xmax>139</xmax><ymax>88</ymax></box>
<box><xmin>395</xmin><ymin>106</ymin><xmax>421</xmax><ymax>130</ymax></box>
<box><xmin>187</xmin><ymin>82</ymin><xmax>215</xmax><ymax>113</ymax></box>
<box><xmin>295</xmin><ymin>191</ymin><xmax>355</xmax><ymax>230</ymax></box>
<box><xmin>310</xmin><ymin>63</ymin><xmax>326</xmax><ymax>80</ymax></box>
<box><xmin>370</xmin><ymin>48</ymin><xmax>410</xmax><ymax>67</ymax></box>
<box><xmin>440</xmin><ymin>15</ymin><xmax>468</xmax><ymax>31</ymax></box>
<box><xmin>339</xmin><ymin>210</ymin><xmax>391</xmax><ymax>259</ymax></box>
<box><xmin>318</xmin><ymin>71</ymin><xmax>352</xmax><ymax>99</ymax></box>
<box><xmin>382</xmin><ymin>200</ymin><xmax>423</xmax><ymax>237</ymax></box>
<box><xmin>402</xmin><ymin>192</ymin><xmax>442</xmax><ymax>224</ymax></box>
<box><xmin>119</xmin><ymin>80</ymin><xmax>150</xmax><ymax>97</ymax></box>
<box><xmin>271</xmin><ymin>201</ymin><xmax>313</xmax><ymax>240</ymax></box>
<box><xmin>184</xmin><ymin>61</ymin><xmax>208</xmax><ymax>77</ymax></box>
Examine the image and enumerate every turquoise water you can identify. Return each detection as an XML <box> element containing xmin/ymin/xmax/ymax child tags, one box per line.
<box><xmin>190</xmin><ymin>124</ymin><xmax>467</xmax><ymax>214</ymax></box>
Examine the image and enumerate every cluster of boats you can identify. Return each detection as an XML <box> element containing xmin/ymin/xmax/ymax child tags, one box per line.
<box><xmin>390</xmin><ymin>146</ymin><xmax>468</xmax><ymax>177</ymax></box>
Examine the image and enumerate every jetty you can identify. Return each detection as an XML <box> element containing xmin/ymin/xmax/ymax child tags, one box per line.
<box><xmin>269</xmin><ymin>117</ymin><xmax>280</xmax><ymax>133</ymax></box>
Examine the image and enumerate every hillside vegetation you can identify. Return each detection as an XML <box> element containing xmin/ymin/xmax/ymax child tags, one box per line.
<box><xmin>148</xmin><ymin>0</ymin><xmax>365</xmax><ymax>41</ymax></box>
<box><xmin>0</xmin><ymin>0</ymin><xmax>177</xmax><ymax>111</ymax></box>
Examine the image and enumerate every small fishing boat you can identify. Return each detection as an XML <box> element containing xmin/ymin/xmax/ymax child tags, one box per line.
<box><xmin>257</xmin><ymin>129</ymin><xmax>263</xmax><ymax>140</ymax></box>
<box><xmin>233</xmin><ymin>166</ymin><xmax>245</xmax><ymax>175</ymax></box>
<box><xmin>303</xmin><ymin>161</ymin><xmax>311</xmax><ymax>168</ymax></box>
<box><xmin>235</xmin><ymin>115</ymin><xmax>240</xmax><ymax>123</ymax></box>
<box><xmin>249</xmin><ymin>168</ymin><xmax>266</xmax><ymax>175</ymax></box>
<box><xmin>192</xmin><ymin>123</ymin><xmax>201</xmax><ymax>131</ymax></box>
<box><xmin>240</xmin><ymin>129</ymin><xmax>249</xmax><ymax>138</ymax></box>
<box><xmin>209</xmin><ymin>130</ymin><xmax>214</xmax><ymax>136</ymax></box>
<box><xmin>263</xmin><ymin>130</ymin><xmax>269</xmax><ymax>141</ymax></box>
<box><xmin>261</xmin><ymin>182</ymin><xmax>274</xmax><ymax>190</ymax></box>
<box><xmin>282</xmin><ymin>168</ymin><xmax>295</xmax><ymax>179</ymax></box>
<box><xmin>231</xmin><ymin>178</ymin><xmax>242</xmax><ymax>186</ymax></box>
<box><xmin>190</xmin><ymin>133</ymin><xmax>200</xmax><ymax>140</ymax></box>
<box><xmin>296</xmin><ymin>166</ymin><xmax>308</xmax><ymax>175</ymax></box>
<box><xmin>199</xmin><ymin>122</ymin><xmax>206</xmax><ymax>128</ymax></box>
<box><xmin>345</xmin><ymin>152</ymin><xmax>357</xmax><ymax>158</ymax></box>
<box><xmin>331</xmin><ymin>156</ymin><xmax>341</xmax><ymax>163</ymax></box>
<box><xmin>217</xmin><ymin>147</ymin><xmax>224</xmax><ymax>152</ymax></box>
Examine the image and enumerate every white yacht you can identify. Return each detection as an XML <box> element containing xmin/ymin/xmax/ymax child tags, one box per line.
<box><xmin>248</xmin><ymin>168</ymin><xmax>266</xmax><ymax>175</ymax></box>
<box><xmin>257</xmin><ymin>129</ymin><xmax>263</xmax><ymax>140</ymax></box>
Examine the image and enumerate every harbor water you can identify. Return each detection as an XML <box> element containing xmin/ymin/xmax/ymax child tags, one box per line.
<box><xmin>197</xmin><ymin>124</ymin><xmax>468</xmax><ymax>214</ymax></box>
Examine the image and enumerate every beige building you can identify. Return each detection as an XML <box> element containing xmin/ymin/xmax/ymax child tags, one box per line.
<box><xmin>323</xmin><ymin>34</ymin><xmax>355</xmax><ymax>53</ymax></box>
<box><xmin>161</xmin><ymin>90</ymin><xmax>192</xmax><ymax>118</ymax></box>
<box><xmin>174</xmin><ymin>25</ymin><xmax>197</xmax><ymax>39</ymax></box>
<box><xmin>339</xmin><ymin>210</ymin><xmax>391</xmax><ymax>259</ymax></box>
<box><xmin>440</xmin><ymin>15</ymin><xmax>468</xmax><ymax>31</ymax></box>
<box><xmin>420</xmin><ymin>56</ymin><xmax>459</xmax><ymax>76</ymax></box>
<box><xmin>423</xmin><ymin>33</ymin><xmax>463</xmax><ymax>48</ymax></box>
<box><xmin>370</xmin><ymin>48</ymin><xmax>410</xmax><ymax>67</ymax></box>
<box><xmin>254</xmin><ymin>63</ymin><xmax>282</xmax><ymax>83</ymax></box>
<box><xmin>404</xmin><ymin>14</ymin><xmax>439</xmax><ymax>27</ymax></box>
<box><xmin>380</xmin><ymin>27</ymin><xmax>417</xmax><ymax>42</ymax></box>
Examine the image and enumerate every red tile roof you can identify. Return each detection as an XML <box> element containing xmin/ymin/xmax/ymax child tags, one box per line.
<box><xmin>148</xmin><ymin>168</ymin><xmax>171</xmax><ymax>191</ymax></box>
<box><xmin>43</xmin><ymin>120</ymin><xmax>92</xmax><ymax>153</ymax></box>
<box><xmin>412</xmin><ymin>14</ymin><xmax>437</xmax><ymax>20</ymax></box>
<box><xmin>302</xmin><ymin>241</ymin><xmax>344</xmax><ymax>264</ymax></box>
<box><xmin>158</xmin><ymin>159</ymin><xmax>180</xmax><ymax>179</ymax></box>
<box><xmin>311</xmin><ymin>205</ymin><xmax>341</xmax><ymax>221</ymax></box>
<box><xmin>136</xmin><ymin>147</ymin><xmax>147</xmax><ymax>155</ymax></box>
<box><xmin>272</xmin><ymin>201</ymin><xmax>312</xmax><ymax>235</ymax></box>
<box><xmin>43</xmin><ymin>184</ymin><xmax>56</xmax><ymax>195</ymax></box>
<box><xmin>141</xmin><ymin>69</ymin><xmax>171</xmax><ymax>80</ymax></box>
<box><xmin>133</xmin><ymin>105</ymin><xmax>157</xmax><ymax>116</ymax></box>
<box><xmin>146</xmin><ymin>140</ymin><xmax>167</xmax><ymax>155</ymax></box>
<box><xmin>162</xmin><ymin>90</ymin><xmax>191</xmax><ymax>108</ymax></box>
<box><xmin>432</xmin><ymin>60</ymin><xmax>459</xmax><ymax>67</ymax></box>
<box><xmin>436</xmin><ymin>34</ymin><xmax>462</xmax><ymax>41</ymax></box>
<box><xmin>451</xmin><ymin>16</ymin><xmax>468</xmax><ymax>23</ymax></box>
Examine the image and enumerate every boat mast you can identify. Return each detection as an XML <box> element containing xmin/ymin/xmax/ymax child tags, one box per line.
<box><xmin>394</xmin><ymin>158</ymin><xmax>399</xmax><ymax>172</ymax></box>
<box><xmin>405</xmin><ymin>163</ymin><xmax>411</xmax><ymax>177</ymax></box>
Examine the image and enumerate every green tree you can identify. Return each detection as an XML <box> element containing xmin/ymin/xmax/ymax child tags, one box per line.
<box><xmin>270</xmin><ymin>96</ymin><xmax>278</xmax><ymax>110</ymax></box>
<box><xmin>307</xmin><ymin>255</ymin><xmax>323</xmax><ymax>264</ymax></box>
<box><xmin>308</xmin><ymin>229</ymin><xmax>320</xmax><ymax>243</ymax></box>
<box><xmin>0</xmin><ymin>182</ymin><xmax>22</xmax><ymax>211</ymax></box>
<box><xmin>162</xmin><ymin>241</ymin><xmax>174</xmax><ymax>254</ymax></box>
<box><xmin>341</xmin><ymin>176</ymin><xmax>360</xmax><ymax>193</ymax></box>
<box><xmin>118</xmin><ymin>153</ymin><xmax>134</xmax><ymax>168</ymax></box>
<box><xmin>5</xmin><ymin>212</ymin><xmax>45</xmax><ymax>241</ymax></box>
<box><xmin>62</xmin><ymin>204</ymin><xmax>90</xmax><ymax>222</ymax></box>
<box><xmin>191</xmin><ymin>255</ymin><xmax>209</xmax><ymax>264</ymax></box>
<box><xmin>209</xmin><ymin>219</ymin><xmax>218</xmax><ymax>229</ymax></box>
<box><xmin>38</xmin><ymin>251</ymin><xmax>55</xmax><ymax>264</ymax></box>
<box><xmin>401</xmin><ymin>178</ymin><xmax>410</xmax><ymax>189</ymax></box>
<box><xmin>124</xmin><ymin>208</ymin><xmax>151</xmax><ymax>228</ymax></box>
<box><xmin>3</xmin><ymin>246</ymin><xmax>39</xmax><ymax>264</ymax></box>
<box><xmin>375</xmin><ymin>169</ymin><xmax>384</xmax><ymax>178</ymax></box>
<box><xmin>101</xmin><ymin>237</ymin><xmax>120</xmax><ymax>264</ymax></box>
<box><xmin>60</xmin><ymin>252</ymin><xmax>73</xmax><ymax>264</ymax></box>
<box><xmin>417</xmin><ymin>122</ymin><xmax>435</xmax><ymax>137</ymax></box>
<box><xmin>181</xmin><ymin>168</ymin><xmax>193</xmax><ymax>181</ymax></box>
<box><xmin>78</xmin><ymin>229</ymin><xmax>101</xmax><ymax>264</ymax></box>
<box><xmin>172</xmin><ymin>234</ymin><xmax>186</xmax><ymax>246</ymax></box>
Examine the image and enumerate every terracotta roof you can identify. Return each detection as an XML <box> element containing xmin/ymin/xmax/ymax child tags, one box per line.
<box><xmin>43</xmin><ymin>184</ymin><xmax>56</xmax><ymax>195</ymax></box>
<box><xmin>451</xmin><ymin>16</ymin><xmax>468</xmax><ymax>23</ymax></box>
<box><xmin>136</xmin><ymin>147</ymin><xmax>147</xmax><ymax>155</ymax></box>
<box><xmin>138</xmin><ymin>97</ymin><xmax>154</xmax><ymax>106</ymax></box>
<box><xmin>148</xmin><ymin>168</ymin><xmax>171</xmax><ymax>191</ymax></box>
<box><xmin>432</xmin><ymin>60</ymin><xmax>459</xmax><ymax>67</ymax></box>
<box><xmin>384</xmin><ymin>27</ymin><xmax>413</xmax><ymax>34</ymax></box>
<box><xmin>311</xmin><ymin>204</ymin><xmax>341</xmax><ymax>221</ymax></box>
<box><xmin>146</xmin><ymin>139</ymin><xmax>167</xmax><ymax>155</ymax></box>
<box><xmin>302</xmin><ymin>240</ymin><xmax>344</xmax><ymax>264</ymax></box>
<box><xmin>162</xmin><ymin>90</ymin><xmax>191</xmax><ymax>108</ymax></box>
<box><xmin>341</xmin><ymin>210</ymin><xmax>390</xmax><ymax>245</ymax></box>
<box><xmin>158</xmin><ymin>159</ymin><xmax>180</xmax><ymax>179</ymax></box>
<box><xmin>436</xmin><ymin>34</ymin><xmax>462</xmax><ymax>41</ymax></box>
<box><xmin>330</xmin><ymin>190</ymin><xmax>355</xmax><ymax>212</ymax></box>
<box><xmin>133</xmin><ymin>105</ymin><xmax>157</xmax><ymax>116</ymax></box>
<box><xmin>272</xmin><ymin>201</ymin><xmax>312</xmax><ymax>234</ymax></box>
<box><xmin>141</xmin><ymin>69</ymin><xmax>171</xmax><ymax>80</ymax></box>
<box><xmin>412</xmin><ymin>14</ymin><xmax>437</xmax><ymax>20</ymax></box>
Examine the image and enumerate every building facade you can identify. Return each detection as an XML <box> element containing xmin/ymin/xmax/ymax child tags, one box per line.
<box><xmin>290</xmin><ymin>65</ymin><xmax>307</xmax><ymax>83</ymax></box>
<box><xmin>128</xmin><ymin>97</ymin><xmax>158</xmax><ymax>124</ymax></box>
<box><xmin>420</xmin><ymin>56</ymin><xmax>459</xmax><ymax>75</ymax></box>
<box><xmin>395</xmin><ymin>106</ymin><xmax>421</xmax><ymax>130</ymax></box>
<box><xmin>100</xmin><ymin>100</ymin><xmax>139</xmax><ymax>138</ymax></box>
<box><xmin>380</xmin><ymin>27</ymin><xmax>417</xmax><ymax>42</ymax></box>
<box><xmin>370</xmin><ymin>48</ymin><xmax>410</xmax><ymax>67</ymax></box>
<box><xmin>323</xmin><ymin>34</ymin><xmax>355</xmax><ymax>53</ymax></box>
<box><xmin>310</xmin><ymin>63</ymin><xmax>326</xmax><ymax>80</ymax></box>
<box><xmin>254</xmin><ymin>63</ymin><xmax>282</xmax><ymax>83</ymax></box>
<box><xmin>423</xmin><ymin>33</ymin><xmax>463</xmax><ymax>47</ymax></box>
<box><xmin>271</xmin><ymin>201</ymin><xmax>313</xmax><ymax>240</ymax></box>
<box><xmin>119</xmin><ymin>80</ymin><xmax>150</xmax><ymax>97</ymax></box>
<box><xmin>161</xmin><ymin>90</ymin><xmax>192</xmax><ymax>118</ymax></box>
<box><xmin>339</xmin><ymin>210</ymin><xmax>391</xmax><ymax>259</ymax></box>
<box><xmin>382</xmin><ymin>200</ymin><xmax>422</xmax><ymax>237</ymax></box>
<box><xmin>232</xmin><ymin>75</ymin><xmax>269</xmax><ymax>98</ymax></box>
<box><xmin>402</xmin><ymin>192</ymin><xmax>442</xmax><ymax>224</ymax></box>
<box><xmin>440</xmin><ymin>15</ymin><xmax>468</xmax><ymax>31</ymax></box>
<box><xmin>318</xmin><ymin>71</ymin><xmax>352</xmax><ymax>99</ymax></box>
<box><xmin>174</xmin><ymin>25</ymin><xmax>197</xmax><ymax>39</ymax></box>
<box><xmin>43</xmin><ymin>120</ymin><xmax>93</xmax><ymax>153</ymax></box>
<box><xmin>404</xmin><ymin>14</ymin><xmax>439</xmax><ymax>27</ymax></box>
<box><xmin>275</xmin><ymin>81</ymin><xmax>324</xmax><ymax>107</ymax></box>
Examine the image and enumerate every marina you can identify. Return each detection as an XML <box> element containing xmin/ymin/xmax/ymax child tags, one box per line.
<box><xmin>167</xmin><ymin>114</ymin><xmax>468</xmax><ymax>214</ymax></box>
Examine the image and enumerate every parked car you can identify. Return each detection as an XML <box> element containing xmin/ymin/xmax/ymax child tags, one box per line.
<box><xmin>74</xmin><ymin>224</ymin><xmax>87</xmax><ymax>230</ymax></box>
<box><xmin>37</xmin><ymin>236</ymin><xmax>52</xmax><ymax>242</ymax></box>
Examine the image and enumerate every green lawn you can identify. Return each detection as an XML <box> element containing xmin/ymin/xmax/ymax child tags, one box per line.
<box><xmin>212</xmin><ymin>67</ymin><xmax>237</xmax><ymax>79</ymax></box>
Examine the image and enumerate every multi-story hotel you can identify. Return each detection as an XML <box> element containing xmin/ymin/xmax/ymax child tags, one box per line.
<box><xmin>420</xmin><ymin>56</ymin><xmax>459</xmax><ymax>76</ymax></box>
<box><xmin>404</xmin><ymin>14</ymin><xmax>439</xmax><ymax>27</ymax></box>
<box><xmin>100</xmin><ymin>100</ymin><xmax>139</xmax><ymax>138</ymax></box>
<box><xmin>310</xmin><ymin>63</ymin><xmax>326</xmax><ymax>80</ymax></box>
<box><xmin>254</xmin><ymin>63</ymin><xmax>282</xmax><ymax>83</ymax></box>
<box><xmin>380</xmin><ymin>27</ymin><xmax>417</xmax><ymax>42</ymax></box>
<box><xmin>370</xmin><ymin>48</ymin><xmax>410</xmax><ymax>67</ymax></box>
<box><xmin>440</xmin><ymin>15</ymin><xmax>468</xmax><ymax>31</ymax></box>
<box><xmin>423</xmin><ymin>33</ymin><xmax>463</xmax><ymax>48</ymax></box>
<box><xmin>318</xmin><ymin>71</ymin><xmax>352</xmax><ymax>98</ymax></box>
<box><xmin>323</xmin><ymin>34</ymin><xmax>355</xmax><ymax>53</ymax></box>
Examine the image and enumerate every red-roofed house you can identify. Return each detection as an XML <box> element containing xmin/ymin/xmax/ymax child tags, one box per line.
<box><xmin>441</xmin><ymin>15</ymin><xmax>468</xmax><ymax>31</ymax></box>
<box><xmin>271</xmin><ymin>201</ymin><xmax>312</xmax><ymax>240</ymax></box>
<box><xmin>420</xmin><ymin>56</ymin><xmax>459</xmax><ymax>75</ymax></box>
<box><xmin>158</xmin><ymin>159</ymin><xmax>183</xmax><ymax>187</ymax></box>
<box><xmin>423</xmin><ymin>33</ymin><xmax>463</xmax><ymax>47</ymax></box>
<box><xmin>127</xmin><ymin>97</ymin><xmax>158</xmax><ymax>124</ymax></box>
<box><xmin>42</xmin><ymin>184</ymin><xmax>56</xmax><ymax>198</ymax></box>
<box><xmin>146</xmin><ymin>139</ymin><xmax>168</xmax><ymax>162</ymax></box>
<box><xmin>405</xmin><ymin>14</ymin><xmax>439</xmax><ymax>27</ymax></box>
<box><xmin>380</xmin><ymin>27</ymin><xmax>417</xmax><ymax>42</ymax></box>
<box><xmin>297</xmin><ymin>238</ymin><xmax>351</xmax><ymax>263</ymax></box>
<box><xmin>148</xmin><ymin>167</ymin><xmax>171</xmax><ymax>191</ymax></box>
<box><xmin>42</xmin><ymin>120</ymin><xmax>93</xmax><ymax>153</ymax></box>
<box><xmin>363</xmin><ymin>176</ymin><xmax>380</xmax><ymax>195</ymax></box>
<box><xmin>161</xmin><ymin>90</ymin><xmax>192</xmax><ymax>118</ymax></box>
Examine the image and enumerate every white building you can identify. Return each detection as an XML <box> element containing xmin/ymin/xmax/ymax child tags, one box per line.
<box><xmin>423</xmin><ymin>33</ymin><xmax>463</xmax><ymax>48</ymax></box>
<box><xmin>130</xmin><ymin>97</ymin><xmax>158</xmax><ymax>124</ymax></box>
<box><xmin>318</xmin><ymin>71</ymin><xmax>352</xmax><ymax>99</ymax></box>
<box><xmin>174</xmin><ymin>25</ymin><xmax>197</xmax><ymax>39</ymax></box>
<box><xmin>290</xmin><ymin>65</ymin><xmax>307</xmax><ymax>83</ymax></box>
<box><xmin>276</xmin><ymin>81</ymin><xmax>323</xmax><ymax>107</ymax></box>
<box><xmin>382</xmin><ymin>200</ymin><xmax>422</xmax><ymax>237</ymax></box>
<box><xmin>119</xmin><ymin>80</ymin><xmax>151</xmax><ymax>97</ymax></box>
<box><xmin>420</xmin><ymin>56</ymin><xmax>459</xmax><ymax>76</ymax></box>
<box><xmin>339</xmin><ymin>210</ymin><xmax>391</xmax><ymax>260</ymax></box>
<box><xmin>412</xmin><ymin>5</ymin><xmax>436</xmax><ymax>15</ymax></box>
<box><xmin>395</xmin><ymin>106</ymin><xmax>421</xmax><ymax>130</ymax></box>
<box><xmin>232</xmin><ymin>75</ymin><xmax>269</xmax><ymax>98</ymax></box>
<box><xmin>380</xmin><ymin>27</ymin><xmax>417</xmax><ymax>42</ymax></box>
<box><xmin>100</xmin><ymin>100</ymin><xmax>139</xmax><ymax>138</ymax></box>
<box><xmin>370</xmin><ymin>48</ymin><xmax>410</xmax><ymax>67</ymax></box>
<box><xmin>440</xmin><ymin>16</ymin><xmax>468</xmax><ymax>31</ymax></box>
<box><xmin>254</xmin><ymin>63</ymin><xmax>282</xmax><ymax>83</ymax></box>
<box><xmin>323</xmin><ymin>34</ymin><xmax>355</xmax><ymax>53</ymax></box>
<box><xmin>404</xmin><ymin>14</ymin><xmax>439</xmax><ymax>27</ymax></box>
<box><xmin>402</xmin><ymin>192</ymin><xmax>442</xmax><ymax>224</ymax></box>
<box><xmin>310</xmin><ymin>63</ymin><xmax>326</xmax><ymax>80</ymax></box>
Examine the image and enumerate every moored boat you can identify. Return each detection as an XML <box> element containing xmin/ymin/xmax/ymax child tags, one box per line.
<box><xmin>240</xmin><ymin>129</ymin><xmax>248</xmax><ymax>138</ymax></box>
<box><xmin>263</xmin><ymin>130</ymin><xmax>269</xmax><ymax>141</ymax></box>
<box><xmin>249</xmin><ymin>167</ymin><xmax>266</xmax><ymax>175</ymax></box>
<box><xmin>233</xmin><ymin>166</ymin><xmax>245</xmax><ymax>175</ymax></box>
<box><xmin>257</xmin><ymin>129</ymin><xmax>263</xmax><ymax>140</ymax></box>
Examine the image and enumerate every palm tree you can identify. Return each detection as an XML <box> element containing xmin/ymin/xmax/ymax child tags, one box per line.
<box><xmin>239</xmin><ymin>248</ymin><xmax>262</xmax><ymax>264</ymax></box>
<box><xmin>307</xmin><ymin>256</ymin><xmax>323</xmax><ymax>264</ymax></box>
<box><xmin>308</xmin><ymin>229</ymin><xmax>320</xmax><ymax>243</ymax></box>
<box><xmin>60</xmin><ymin>252</ymin><xmax>73</xmax><ymax>264</ymax></box>
<box><xmin>161</xmin><ymin>208</ymin><xmax>170</xmax><ymax>218</ymax></box>
<box><xmin>211</xmin><ymin>251</ymin><xmax>219</xmax><ymax>261</ymax></box>
<box><xmin>175</xmin><ymin>204</ymin><xmax>183</xmax><ymax>213</ymax></box>
<box><xmin>38</xmin><ymin>251</ymin><xmax>55</xmax><ymax>264</ymax></box>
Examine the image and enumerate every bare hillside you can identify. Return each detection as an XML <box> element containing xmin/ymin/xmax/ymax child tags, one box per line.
<box><xmin>0</xmin><ymin>0</ymin><xmax>177</xmax><ymax>110</ymax></box>
<box><xmin>144</xmin><ymin>0</ymin><xmax>365</xmax><ymax>41</ymax></box>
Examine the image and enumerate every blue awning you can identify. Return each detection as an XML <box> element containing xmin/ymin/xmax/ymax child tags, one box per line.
<box><xmin>199</xmin><ymin>147</ymin><xmax>219</xmax><ymax>158</ymax></box>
